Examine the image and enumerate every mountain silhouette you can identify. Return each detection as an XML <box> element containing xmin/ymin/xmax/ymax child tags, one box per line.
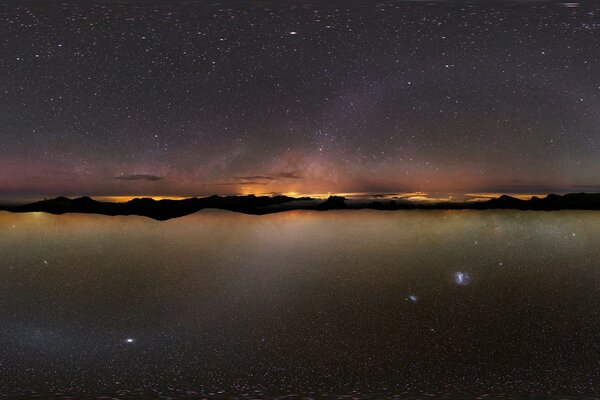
<box><xmin>2</xmin><ymin>193</ymin><xmax>600</xmax><ymax>220</ymax></box>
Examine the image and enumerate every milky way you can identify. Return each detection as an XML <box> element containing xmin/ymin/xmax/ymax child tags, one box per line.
<box><xmin>1</xmin><ymin>1</ymin><xmax>600</xmax><ymax>200</ymax></box>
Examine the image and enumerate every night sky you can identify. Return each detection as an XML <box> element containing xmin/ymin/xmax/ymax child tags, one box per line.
<box><xmin>1</xmin><ymin>1</ymin><xmax>599</xmax><ymax>201</ymax></box>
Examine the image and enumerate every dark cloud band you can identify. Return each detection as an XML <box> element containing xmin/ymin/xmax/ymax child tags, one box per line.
<box><xmin>114</xmin><ymin>174</ymin><xmax>164</xmax><ymax>182</ymax></box>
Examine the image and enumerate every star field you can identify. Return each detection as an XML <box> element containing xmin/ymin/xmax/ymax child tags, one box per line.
<box><xmin>1</xmin><ymin>1</ymin><xmax>600</xmax><ymax>199</ymax></box>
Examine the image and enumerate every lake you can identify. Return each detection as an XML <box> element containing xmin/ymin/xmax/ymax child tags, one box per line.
<box><xmin>1</xmin><ymin>210</ymin><xmax>599</xmax><ymax>398</ymax></box>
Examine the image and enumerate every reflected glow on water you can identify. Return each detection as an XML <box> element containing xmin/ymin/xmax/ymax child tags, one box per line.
<box><xmin>1</xmin><ymin>210</ymin><xmax>600</xmax><ymax>398</ymax></box>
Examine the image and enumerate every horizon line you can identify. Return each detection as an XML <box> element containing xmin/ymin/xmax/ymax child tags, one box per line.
<box><xmin>3</xmin><ymin>191</ymin><xmax>600</xmax><ymax>206</ymax></box>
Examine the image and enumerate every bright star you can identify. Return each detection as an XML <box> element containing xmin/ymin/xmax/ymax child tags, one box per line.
<box><xmin>125</xmin><ymin>338</ymin><xmax>135</xmax><ymax>343</ymax></box>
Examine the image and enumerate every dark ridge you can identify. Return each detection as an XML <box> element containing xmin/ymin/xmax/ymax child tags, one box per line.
<box><xmin>6</xmin><ymin>195</ymin><xmax>310</xmax><ymax>221</ymax></box>
<box><xmin>314</xmin><ymin>195</ymin><xmax>348</xmax><ymax>210</ymax></box>
<box><xmin>2</xmin><ymin>193</ymin><xmax>600</xmax><ymax>220</ymax></box>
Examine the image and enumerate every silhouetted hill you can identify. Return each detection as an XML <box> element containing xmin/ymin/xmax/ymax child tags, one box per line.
<box><xmin>3</xmin><ymin>193</ymin><xmax>600</xmax><ymax>220</ymax></box>
<box><xmin>314</xmin><ymin>196</ymin><xmax>347</xmax><ymax>210</ymax></box>
<box><xmin>471</xmin><ymin>193</ymin><xmax>600</xmax><ymax>210</ymax></box>
<box><xmin>7</xmin><ymin>195</ymin><xmax>312</xmax><ymax>220</ymax></box>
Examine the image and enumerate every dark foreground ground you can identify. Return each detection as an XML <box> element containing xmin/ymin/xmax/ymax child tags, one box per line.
<box><xmin>1</xmin><ymin>210</ymin><xmax>600</xmax><ymax>398</ymax></box>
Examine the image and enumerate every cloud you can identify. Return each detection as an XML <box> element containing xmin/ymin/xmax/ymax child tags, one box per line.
<box><xmin>211</xmin><ymin>170</ymin><xmax>305</xmax><ymax>188</ymax></box>
<box><xmin>114</xmin><ymin>174</ymin><xmax>164</xmax><ymax>182</ymax></box>
<box><xmin>278</xmin><ymin>171</ymin><xmax>303</xmax><ymax>179</ymax></box>
<box><xmin>233</xmin><ymin>171</ymin><xmax>303</xmax><ymax>182</ymax></box>
<box><xmin>234</xmin><ymin>175</ymin><xmax>275</xmax><ymax>181</ymax></box>
<box><xmin>216</xmin><ymin>181</ymin><xmax>268</xmax><ymax>186</ymax></box>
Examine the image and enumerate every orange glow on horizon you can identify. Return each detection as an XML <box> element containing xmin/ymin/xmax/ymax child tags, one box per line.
<box><xmin>95</xmin><ymin>195</ymin><xmax>191</xmax><ymax>202</ymax></box>
<box><xmin>81</xmin><ymin>192</ymin><xmax>553</xmax><ymax>204</ymax></box>
<box><xmin>464</xmin><ymin>193</ymin><xmax>544</xmax><ymax>201</ymax></box>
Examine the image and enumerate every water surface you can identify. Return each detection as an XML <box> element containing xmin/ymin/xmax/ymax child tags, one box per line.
<box><xmin>1</xmin><ymin>210</ymin><xmax>599</xmax><ymax>398</ymax></box>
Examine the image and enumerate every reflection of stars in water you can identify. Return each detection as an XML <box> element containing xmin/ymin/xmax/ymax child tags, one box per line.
<box><xmin>454</xmin><ymin>272</ymin><xmax>470</xmax><ymax>286</ymax></box>
<box><xmin>407</xmin><ymin>294</ymin><xmax>418</xmax><ymax>302</ymax></box>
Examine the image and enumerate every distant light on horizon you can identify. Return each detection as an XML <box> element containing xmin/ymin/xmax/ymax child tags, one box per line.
<box><xmin>0</xmin><ymin>191</ymin><xmax>580</xmax><ymax>206</ymax></box>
